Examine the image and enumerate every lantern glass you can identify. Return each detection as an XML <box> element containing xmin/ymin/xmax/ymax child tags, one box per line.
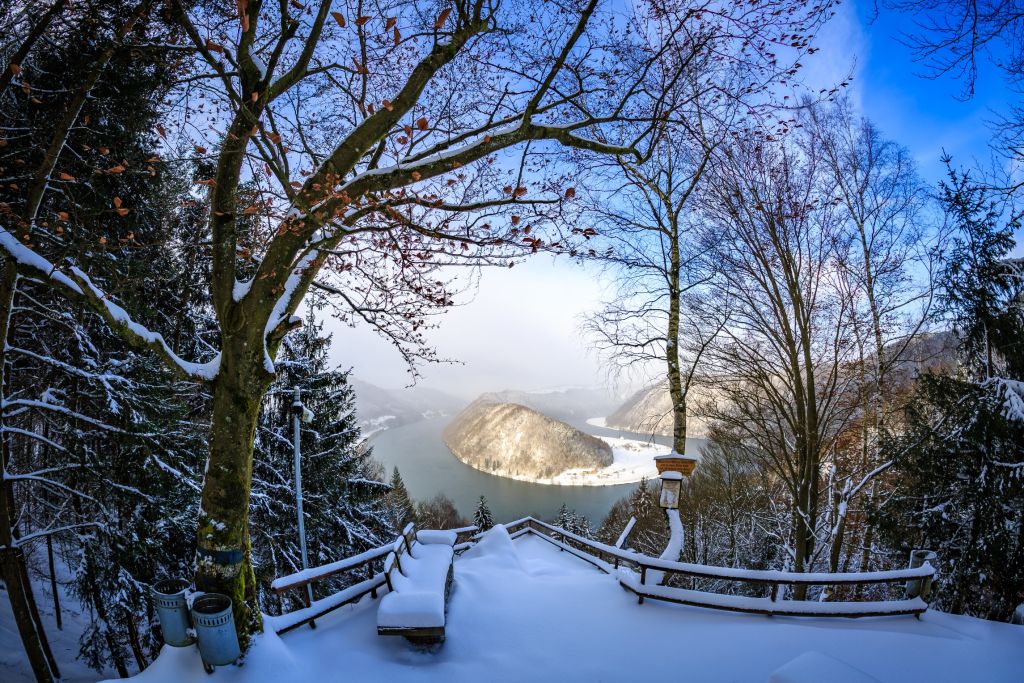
<box><xmin>659</xmin><ymin>474</ymin><xmax>682</xmax><ymax>509</ymax></box>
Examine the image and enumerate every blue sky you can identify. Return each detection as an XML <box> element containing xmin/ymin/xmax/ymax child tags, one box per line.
<box><xmin>834</xmin><ymin>0</ymin><xmax>1014</xmax><ymax>184</ymax></box>
<box><xmin>326</xmin><ymin>0</ymin><xmax>1020</xmax><ymax>398</ymax></box>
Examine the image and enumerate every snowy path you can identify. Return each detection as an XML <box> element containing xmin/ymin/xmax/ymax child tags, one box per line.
<box><xmin>122</xmin><ymin>528</ymin><xmax>1023</xmax><ymax>683</ymax></box>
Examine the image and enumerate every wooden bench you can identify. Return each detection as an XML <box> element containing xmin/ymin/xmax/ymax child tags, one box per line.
<box><xmin>376</xmin><ymin>523</ymin><xmax>456</xmax><ymax>644</ymax></box>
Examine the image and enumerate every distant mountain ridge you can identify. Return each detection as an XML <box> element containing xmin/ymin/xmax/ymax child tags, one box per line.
<box><xmin>352</xmin><ymin>379</ymin><xmax>465</xmax><ymax>436</ymax></box>
<box><xmin>603</xmin><ymin>331</ymin><xmax>960</xmax><ymax>440</ymax></box>
<box><xmin>443</xmin><ymin>399</ymin><xmax>612</xmax><ymax>481</ymax></box>
<box><xmin>476</xmin><ymin>387</ymin><xmax>617</xmax><ymax>421</ymax></box>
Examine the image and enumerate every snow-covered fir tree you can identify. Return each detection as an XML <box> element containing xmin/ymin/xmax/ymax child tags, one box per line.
<box><xmin>0</xmin><ymin>6</ymin><xmax>211</xmax><ymax>675</ymax></box>
<box><xmin>877</xmin><ymin>168</ymin><xmax>1024</xmax><ymax>621</ymax></box>
<box><xmin>474</xmin><ymin>496</ymin><xmax>494</xmax><ymax>531</ymax></box>
<box><xmin>555</xmin><ymin>504</ymin><xmax>593</xmax><ymax>539</ymax></box>
<box><xmin>386</xmin><ymin>468</ymin><xmax>416</xmax><ymax>530</ymax></box>
<box><xmin>251</xmin><ymin>313</ymin><xmax>391</xmax><ymax>611</ymax></box>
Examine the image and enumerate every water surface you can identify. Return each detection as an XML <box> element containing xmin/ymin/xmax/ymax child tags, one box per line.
<box><xmin>368</xmin><ymin>415</ymin><xmax>705</xmax><ymax>525</ymax></box>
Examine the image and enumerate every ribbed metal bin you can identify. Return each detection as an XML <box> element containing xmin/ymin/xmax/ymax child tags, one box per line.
<box><xmin>150</xmin><ymin>578</ymin><xmax>194</xmax><ymax>647</ymax></box>
<box><xmin>905</xmin><ymin>549</ymin><xmax>937</xmax><ymax>600</ymax></box>
<box><xmin>191</xmin><ymin>593</ymin><xmax>240</xmax><ymax>667</ymax></box>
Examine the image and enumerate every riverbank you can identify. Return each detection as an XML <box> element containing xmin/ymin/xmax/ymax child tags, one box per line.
<box><xmin>452</xmin><ymin>431</ymin><xmax>663</xmax><ymax>486</ymax></box>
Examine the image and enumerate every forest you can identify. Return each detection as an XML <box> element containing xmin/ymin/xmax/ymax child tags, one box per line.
<box><xmin>0</xmin><ymin>0</ymin><xmax>1021</xmax><ymax>680</ymax></box>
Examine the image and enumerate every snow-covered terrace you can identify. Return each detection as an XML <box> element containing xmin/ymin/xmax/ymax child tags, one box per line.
<box><xmin>126</xmin><ymin>527</ymin><xmax>1022</xmax><ymax>683</ymax></box>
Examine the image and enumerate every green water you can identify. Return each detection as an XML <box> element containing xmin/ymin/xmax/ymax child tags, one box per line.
<box><xmin>367</xmin><ymin>415</ymin><xmax>704</xmax><ymax>526</ymax></box>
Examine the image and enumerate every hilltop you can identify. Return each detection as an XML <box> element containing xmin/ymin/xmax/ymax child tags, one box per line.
<box><xmin>443</xmin><ymin>400</ymin><xmax>613</xmax><ymax>480</ymax></box>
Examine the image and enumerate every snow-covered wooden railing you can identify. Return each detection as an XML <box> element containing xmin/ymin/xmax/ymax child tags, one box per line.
<box><xmin>515</xmin><ymin>517</ymin><xmax>936</xmax><ymax>619</ymax></box>
<box><xmin>270</xmin><ymin>523</ymin><xmax>485</xmax><ymax>634</ymax></box>
<box><xmin>269</xmin><ymin>542</ymin><xmax>394</xmax><ymax>634</ymax></box>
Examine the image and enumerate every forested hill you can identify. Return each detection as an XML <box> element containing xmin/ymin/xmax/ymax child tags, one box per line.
<box><xmin>604</xmin><ymin>382</ymin><xmax>713</xmax><ymax>439</ymax></box>
<box><xmin>443</xmin><ymin>400</ymin><xmax>612</xmax><ymax>480</ymax></box>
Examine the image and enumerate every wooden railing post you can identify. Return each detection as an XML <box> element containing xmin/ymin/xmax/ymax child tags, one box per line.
<box><xmin>638</xmin><ymin>565</ymin><xmax>647</xmax><ymax>604</ymax></box>
<box><xmin>300</xmin><ymin>586</ymin><xmax>317</xmax><ymax>629</ymax></box>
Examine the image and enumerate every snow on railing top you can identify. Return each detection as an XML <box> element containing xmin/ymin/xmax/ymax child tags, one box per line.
<box><xmin>271</xmin><ymin>543</ymin><xmax>392</xmax><ymax>592</ymax></box>
<box><xmin>614</xmin><ymin>517</ymin><xmax>637</xmax><ymax>549</ymax></box>
<box><xmin>522</xmin><ymin>517</ymin><xmax>935</xmax><ymax>586</ymax></box>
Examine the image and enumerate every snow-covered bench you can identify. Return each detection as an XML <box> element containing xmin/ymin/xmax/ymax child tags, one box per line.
<box><xmin>377</xmin><ymin>524</ymin><xmax>457</xmax><ymax>644</ymax></box>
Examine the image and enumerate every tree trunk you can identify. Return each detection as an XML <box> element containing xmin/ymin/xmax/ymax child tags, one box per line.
<box><xmin>1</xmin><ymin>547</ymin><xmax>54</xmax><ymax>682</ymax></box>
<box><xmin>194</xmin><ymin>344</ymin><xmax>272</xmax><ymax>648</ymax></box>
<box><xmin>666</xmin><ymin>232</ymin><xmax>687</xmax><ymax>454</ymax></box>
<box><xmin>0</xmin><ymin>264</ymin><xmax>57</xmax><ymax>683</ymax></box>
<box><xmin>46</xmin><ymin>534</ymin><xmax>61</xmax><ymax>630</ymax></box>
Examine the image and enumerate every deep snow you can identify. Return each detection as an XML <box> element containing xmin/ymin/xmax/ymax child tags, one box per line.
<box><xmin>116</xmin><ymin>527</ymin><xmax>1023</xmax><ymax>683</ymax></box>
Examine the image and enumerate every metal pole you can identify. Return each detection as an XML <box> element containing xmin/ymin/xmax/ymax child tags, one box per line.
<box><xmin>292</xmin><ymin>387</ymin><xmax>315</xmax><ymax>621</ymax></box>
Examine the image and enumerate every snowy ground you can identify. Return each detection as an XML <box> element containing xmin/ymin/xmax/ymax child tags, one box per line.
<box><xmin>585</xmin><ymin>416</ymin><xmax>607</xmax><ymax>429</ymax></box>
<box><xmin>484</xmin><ymin>428</ymin><xmax>662</xmax><ymax>487</ymax></box>
<box><xmin>120</xmin><ymin>527</ymin><xmax>1023</xmax><ymax>683</ymax></box>
<box><xmin>542</xmin><ymin>435</ymin><xmax>661</xmax><ymax>486</ymax></box>
<box><xmin>2</xmin><ymin>548</ymin><xmax>118</xmax><ymax>682</ymax></box>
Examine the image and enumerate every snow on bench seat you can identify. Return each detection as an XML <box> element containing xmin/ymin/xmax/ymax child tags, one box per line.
<box><xmin>416</xmin><ymin>529</ymin><xmax>457</xmax><ymax>546</ymax></box>
<box><xmin>378</xmin><ymin>591</ymin><xmax>445</xmax><ymax>629</ymax></box>
<box><xmin>378</xmin><ymin>526</ymin><xmax>456</xmax><ymax>643</ymax></box>
<box><xmin>389</xmin><ymin>545</ymin><xmax>453</xmax><ymax>594</ymax></box>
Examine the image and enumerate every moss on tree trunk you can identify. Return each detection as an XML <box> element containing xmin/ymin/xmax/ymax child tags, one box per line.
<box><xmin>194</xmin><ymin>341</ymin><xmax>273</xmax><ymax>649</ymax></box>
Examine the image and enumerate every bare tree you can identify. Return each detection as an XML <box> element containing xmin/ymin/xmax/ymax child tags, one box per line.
<box><xmin>803</xmin><ymin>98</ymin><xmax>939</xmax><ymax>579</ymax></box>
<box><xmin>697</xmin><ymin>131</ymin><xmax>858</xmax><ymax>597</ymax></box>
<box><xmin>579</xmin><ymin>4</ymin><xmax>831</xmax><ymax>453</ymax></box>
<box><xmin>0</xmin><ymin>0</ymin><xmax>834</xmax><ymax>642</ymax></box>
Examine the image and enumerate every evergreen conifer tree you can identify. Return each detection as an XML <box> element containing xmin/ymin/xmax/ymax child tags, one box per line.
<box><xmin>877</xmin><ymin>167</ymin><xmax>1024</xmax><ymax>621</ymax></box>
<box><xmin>386</xmin><ymin>467</ymin><xmax>416</xmax><ymax>530</ymax></box>
<box><xmin>474</xmin><ymin>496</ymin><xmax>494</xmax><ymax>531</ymax></box>
<box><xmin>251</xmin><ymin>313</ymin><xmax>391</xmax><ymax>611</ymax></box>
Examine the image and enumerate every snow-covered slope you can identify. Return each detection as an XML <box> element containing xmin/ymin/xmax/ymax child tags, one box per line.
<box><xmin>118</xmin><ymin>527</ymin><xmax>1023</xmax><ymax>683</ymax></box>
<box><xmin>604</xmin><ymin>380</ymin><xmax>715</xmax><ymax>439</ymax></box>
<box><xmin>443</xmin><ymin>400</ymin><xmax>613</xmax><ymax>479</ymax></box>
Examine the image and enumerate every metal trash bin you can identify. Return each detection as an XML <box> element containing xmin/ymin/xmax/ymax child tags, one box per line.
<box><xmin>150</xmin><ymin>578</ymin><xmax>194</xmax><ymax>647</ymax></box>
<box><xmin>905</xmin><ymin>549</ymin><xmax>937</xmax><ymax>600</ymax></box>
<box><xmin>191</xmin><ymin>593</ymin><xmax>240</xmax><ymax>669</ymax></box>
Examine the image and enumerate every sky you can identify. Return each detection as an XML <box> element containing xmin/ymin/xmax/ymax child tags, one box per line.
<box><xmin>324</xmin><ymin>0</ymin><xmax>1018</xmax><ymax>399</ymax></box>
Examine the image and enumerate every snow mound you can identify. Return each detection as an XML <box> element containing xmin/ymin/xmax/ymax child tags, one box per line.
<box><xmin>769</xmin><ymin>651</ymin><xmax>880</xmax><ymax>683</ymax></box>
<box><xmin>377</xmin><ymin>591</ymin><xmax>445</xmax><ymax>629</ymax></box>
<box><xmin>460</xmin><ymin>524</ymin><xmax>523</xmax><ymax>571</ymax></box>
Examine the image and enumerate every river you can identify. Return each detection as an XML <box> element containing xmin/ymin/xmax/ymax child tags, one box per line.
<box><xmin>366</xmin><ymin>414</ymin><xmax>705</xmax><ymax>526</ymax></box>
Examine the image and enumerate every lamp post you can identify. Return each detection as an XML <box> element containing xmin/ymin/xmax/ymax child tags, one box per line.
<box><xmin>651</xmin><ymin>453</ymin><xmax>698</xmax><ymax>583</ymax></box>
<box><xmin>291</xmin><ymin>387</ymin><xmax>315</xmax><ymax>617</ymax></box>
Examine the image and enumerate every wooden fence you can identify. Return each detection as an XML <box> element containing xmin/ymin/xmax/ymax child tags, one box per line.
<box><xmin>518</xmin><ymin>517</ymin><xmax>936</xmax><ymax>618</ymax></box>
<box><xmin>268</xmin><ymin>516</ymin><xmax>935</xmax><ymax>633</ymax></box>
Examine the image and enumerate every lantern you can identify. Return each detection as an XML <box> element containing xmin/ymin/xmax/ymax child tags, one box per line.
<box><xmin>653</xmin><ymin>453</ymin><xmax>697</xmax><ymax>510</ymax></box>
<box><xmin>658</xmin><ymin>471</ymin><xmax>683</xmax><ymax>509</ymax></box>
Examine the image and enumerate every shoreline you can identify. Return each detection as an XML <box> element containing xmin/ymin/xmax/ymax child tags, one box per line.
<box><xmin>446</xmin><ymin>418</ymin><xmax>663</xmax><ymax>487</ymax></box>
